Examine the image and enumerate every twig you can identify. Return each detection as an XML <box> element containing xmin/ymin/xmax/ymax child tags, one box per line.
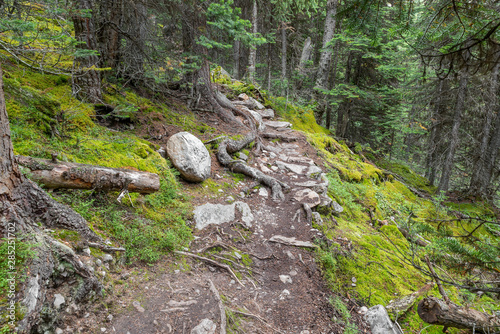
<box><xmin>229</xmin><ymin>309</ymin><xmax>284</xmax><ymax>334</ymax></box>
<box><xmin>425</xmin><ymin>256</ymin><xmax>450</xmax><ymax>303</ymax></box>
<box><xmin>175</xmin><ymin>251</ymin><xmax>244</xmax><ymax>287</ymax></box>
<box><xmin>208</xmin><ymin>279</ymin><xmax>227</xmax><ymax>334</ymax></box>
<box><xmin>196</xmin><ymin>242</ymin><xmax>231</xmax><ymax>254</ymax></box>
<box><xmin>87</xmin><ymin>242</ymin><xmax>125</xmax><ymax>252</ymax></box>
<box><xmin>204</xmin><ymin>136</ymin><xmax>228</xmax><ymax>145</ymax></box>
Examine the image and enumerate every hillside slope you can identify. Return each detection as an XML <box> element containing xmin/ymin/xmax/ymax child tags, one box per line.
<box><xmin>1</xmin><ymin>63</ymin><xmax>499</xmax><ymax>334</ymax></box>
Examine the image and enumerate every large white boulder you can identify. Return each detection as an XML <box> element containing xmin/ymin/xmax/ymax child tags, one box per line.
<box><xmin>167</xmin><ymin>132</ymin><xmax>211</xmax><ymax>182</ymax></box>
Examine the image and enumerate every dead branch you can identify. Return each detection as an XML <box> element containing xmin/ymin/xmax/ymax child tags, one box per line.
<box><xmin>208</xmin><ymin>279</ymin><xmax>227</xmax><ymax>334</ymax></box>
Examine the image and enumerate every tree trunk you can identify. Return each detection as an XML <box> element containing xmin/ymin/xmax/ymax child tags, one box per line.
<box><xmin>16</xmin><ymin>156</ymin><xmax>160</xmax><ymax>194</ymax></box>
<box><xmin>98</xmin><ymin>0</ymin><xmax>122</xmax><ymax>69</ymax></box>
<box><xmin>418</xmin><ymin>297</ymin><xmax>500</xmax><ymax>333</ymax></box>
<box><xmin>72</xmin><ymin>0</ymin><xmax>102</xmax><ymax>103</ymax></box>
<box><xmin>1</xmin><ymin>64</ymin><xmax>103</xmax><ymax>333</ymax></box>
<box><xmin>234</xmin><ymin>40</ymin><xmax>240</xmax><ymax>79</ymax></box>
<box><xmin>0</xmin><ymin>66</ymin><xmax>21</xmax><ymax>195</ymax></box>
<box><xmin>336</xmin><ymin>51</ymin><xmax>353</xmax><ymax>138</ymax></box>
<box><xmin>425</xmin><ymin>79</ymin><xmax>446</xmax><ymax>185</ymax></box>
<box><xmin>314</xmin><ymin>0</ymin><xmax>338</xmax><ymax>91</ymax></box>
<box><xmin>281</xmin><ymin>21</ymin><xmax>287</xmax><ymax>95</ymax></box>
<box><xmin>247</xmin><ymin>0</ymin><xmax>257</xmax><ymax>83</ymax></box>
<box><xmin>469</xmin><ymin>62</ymin><xmax>500</xmax><ymax>196</ymax></box>
<box><xmin>296</xmin><ymin>37</ymin><xmax>313</xmax><ymax>74</ymax></box>
<box><xmin>438</xmin><ymin>73</ymin><xmax>468</xmax><ymax>192</ymax></box>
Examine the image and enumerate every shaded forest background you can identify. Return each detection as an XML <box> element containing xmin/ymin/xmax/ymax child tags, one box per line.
<box><xmin>2</xmin><ymin>0</ymin><xmax>499</xmax><ymax>198</ymax></box>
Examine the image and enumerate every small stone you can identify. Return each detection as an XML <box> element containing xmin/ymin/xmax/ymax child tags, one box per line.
<box><xmin>279</xmin><ymin>275</ymin><xmax>293</xmax><ymax>284</ymax></box>
<box><xmin>226</xmin><ymin>196</ymin><xmax>234</xmax><ymax>203</ymax></box>
<box><xmin>269</xmin><ymin>152</ymin><xmax>277</xmax><ymax>159</ymax></box>
<box><xmin>359</xmin><ymin>306</ymin><xmax>368</xmax><ymax>314</ymax></box>
<box><xmin>238</xmin><ymin>93</ymin><xmax>249</xmax><ymax>101</ymax></box>
<box><xmin>233</xmin><ymin>252</ymin><xmax>242</xmax><ymax>260</ymax></box>
<box><xmin>271</xmin><ymin>166</ymin><xmax>279</xmax><ymax>172</ymax></box>
<box><xmin>191</xmin><ymin>318</ymin><xmax>216</xmax><ymax>334</ymax></box>
<box><xmin>55</xmin><ymin>328</ymin><xmax>63</xmax><ymax>334</ymax></box>
<box><xmin>259</xmin><ymin>188</ymin><xmax>269</xmax><ymax>198</ymax></box>
<box><xmin>230</xmin><ymin>280</ymin><xmax>236</xmax><ymax>285</ymax></box>
<box><xmin>103</xmin><ymin>254</ymin><xmax>113</xmax><ymax>263</ymax></box>
<box><xmin>279</xmin><ymin>289</ymin><xmax>290</xmax><ymax>300</ymax></box>
<box><xmin>95</xmin><ymin>259</ymin><xmax>102</xmax><ymax>267</ymax></box>
<box><xmin>107</xmin><ymin>314</ymin><xmax>113</xmax><ymax>322</ymax></box>
<box><xmin>132</xmin><ymin>301</ymin><xmax>145</xmax><ymax>313</ymax></box>
<box><xmin>352</xmin><ymin>277</ymin><xmax>357</xmax><ymax>283</ymax></box>
<box><xmin>101</xmin><ymin>328</ymin><xmax>106</xmax><ymax>332</ymax></box>
<box><xmin>54</xmin><ymin>294</ymin><xmax>65</xmax><ymax>309</ymax></box>
<box><xmin>290</xmin><ymin>270</ymin><xmax>298</xmax><ymax>276</ymax></box>
<box><xmin>239</xmin><ymin>192</ymin><xmax>245</xmax><ymax>198</ymax></box>
<box><xmin>238</xmin><ymin>152</ymin><xmax>248</xmax><ymax>161</ymax></box>
<box><xmin>300</xmin><ymin>331</ymin><xmax>310</xmax><ymax>334</ymax></box>
<box><xmin>352</xmin><ymin>283</ymin><xmax>357</xmax><ymax>287</ymax></box>
<box><xmin>286</xmin><ymin>251</ymin><xmax>295</xmax><ymax>260</ymax></box>
<box><xmin>83</xmin><ymin>248</ymin><xmax>91</xmax><ymax>256</ymax></box>
<box><xmin>312</xmin><ymin>212</ymin><xmax>323</xmax><ymax>225</ymax></box>
<box><xmin>332</xmin><ymin>200</ymin><xmax>344</xmax><ymax>213</ymax></box>
<box><xmin>293</xmin><ymin>189</ymin><xmax>321</xmax><ymax>207</ymax></box>
<box><xmin>218</xmin><ymin>189</ymin><xmax>224</xmax><ymax>193</ymax></box>
<box><xmin>153</xmin><ymin>320</ymin><xmax>159</xmax><ymax>326</ymax></box>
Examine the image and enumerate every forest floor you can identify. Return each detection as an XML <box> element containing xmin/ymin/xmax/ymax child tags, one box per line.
<box><xmin>61</xmin><ymin>99</ymin><xmax>371</xmax><ymax>333</ymax></box>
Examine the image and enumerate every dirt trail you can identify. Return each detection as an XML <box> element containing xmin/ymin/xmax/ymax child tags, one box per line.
<box><xmin>95</xmin><ymin>109</ymin><xmax>370</xmax><ymax>334</ymax></box>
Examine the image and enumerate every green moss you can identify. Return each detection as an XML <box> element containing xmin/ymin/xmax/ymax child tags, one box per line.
<box><xmin>378</xmin><ymin>160</ymin><xmax>436</xmax><ymax>194</ymax></box>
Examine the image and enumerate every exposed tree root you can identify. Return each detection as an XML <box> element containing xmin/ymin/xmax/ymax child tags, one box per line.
<box><xmin>208</xmin><ymin>279</ymin><xmax>227</xmax><ymax>334</ymax></box>
<box><xmin>175</xmin><ymin>250</ymin><xmax>245</xmax><ymax>287</ymax></box>
<box><xmin>217</xmin><ymin>133</ymin><xmax>288</xmax><ymax>201</ymax></box>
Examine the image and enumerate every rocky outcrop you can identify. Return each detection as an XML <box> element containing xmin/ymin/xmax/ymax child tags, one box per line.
<box><xmin>364</xmin><ymin>305</ymin><xmax>403</xmax><ymax>334</ymax></box>
<box><xmin>167</xmin><ymin>132</ymin><xmax>211</xmax><ymax>182</ymax></box>
<box><xmin>193</xmin><ymin>201</ymin><xmax>254</xmax><ymax>229</ymax></box>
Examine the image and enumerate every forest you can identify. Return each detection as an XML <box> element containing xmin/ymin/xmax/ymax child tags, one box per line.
<box><xmin>0</xmin><ymin>0</ymin><xmax>499</xmax><ymax>333</ymax></box>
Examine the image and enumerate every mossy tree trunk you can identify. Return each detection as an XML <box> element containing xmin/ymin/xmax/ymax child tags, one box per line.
<box><xmin>0</xmin><ymin>64</ymin><xmax>102</xmax><ymax>333</ymax></box>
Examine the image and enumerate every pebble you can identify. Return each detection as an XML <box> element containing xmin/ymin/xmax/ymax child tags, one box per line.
<box><xmin>358</xmin><ymin>306</ymin><xmax>368</xmax><ymax>314</ymax></box>
<box><xmin>101</xmin><ymin>328</ymin><xmax>106</xmax><ymax>332</ymax></box>
<box><xmin>103</xmin><ymin>254</ymin><xmax>113</xmax><ymax>263</ymax></box>
<box><xmin>132</xmin><ymin>301</ymin><xmax>145</xmax><ymax>313</ymax></box>
<box><xmin>107</xmin><ymin>314</ymin><xmax>113</xmax><ymax>322</ymax></box>
<box><xmin>95</xmin><ymin>259</ymin><xmax>102</xmax><ymax>267</ymax></box>
<box><xmin>83</xmin><ymin>248</ymin><xmax>91</xmax><ymax>256</ymax></box>
<box><xmin>54</xmin><ymin>294</ymin><xmax>65</xmax><ymax>309</ymax></box>
<box><xmin>55</xmin><ymin>328</ymin><xmax>63</xmax><ymax>334</ymax></box>
<box><xmin>279</xmin><ymin>275</ymin><xmax>293</xmax><ymax>284</ymax></box>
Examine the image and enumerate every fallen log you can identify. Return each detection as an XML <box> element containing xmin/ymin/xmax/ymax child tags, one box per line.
<box><xmin>417</xmin><ymin>297</ymin><xmax>500</xmax><ymax>333</ymax></box>
<box><xmin>16</xmin><ymin>155</ymin><xmax>160</xmax><ymax>194</ymax></box>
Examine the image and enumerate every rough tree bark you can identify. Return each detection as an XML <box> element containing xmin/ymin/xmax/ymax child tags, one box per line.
<box><xmin>72</xmin><ymin>0</ymin><xmax>102</xmax><ymax>103</ymax></box>
<box><xmin>425</xmin><ymin>79</ymin><xmax>447</xmax><ymax>185</ymax></box>
<box><xmin>0</xmin><ymin>64</ymin><xmax>103</xmax><ymax>333</ymax></box>
<box><xmin>438</xmin><ymin>73</ymin><xmax>468</xmax><ymax>192</ymax></box>
<box><xmin>16</xmin><ymin>156</ymin><xmax>160</xmax><ymax>194</ymax></box>
<box><xmin>281</xmin><ymin>21</ymin><xmax>287</xmax><ymax>95</ymax></box>
<box><xmin>314</xmin><ymin>0</ymin><xmax>338</xmax><ymax>91</ymax></box>
<box><xmin>418</xmin><ymin>297</ymin><xmax>500</xmax><ymax>333</ymax></box>
<box><xmin>296</xmin><ymin>37</ymin><xmax>313</xmax><ymax>75</ymax></box>
<box><xmin>247</xmin><ymin>0</ymin><xmax>257</xmax><ymax>83</ymax></box>
<box><xmin>468</xmin><ymin>62</ymin><xmax>500</xmax><ymax>196</ymax></box>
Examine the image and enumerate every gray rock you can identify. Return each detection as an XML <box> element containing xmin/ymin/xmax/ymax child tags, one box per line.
<box><xmin>190</xmin><ymin>319</ymin><xmax>216</xmax><ymax>334</ymax></box>
<box><xmin>295</xmin><ymin>180</ymin><xmax>328</xmax><ymax>194</ymax></box>
<box><xmin>307</xmin><ymin>165</ymin><xmax>323</xmax><ymax>177</ymax></box>
<box><xmin>103</xmin><ymin>254</ymin><xmax>113</xmax><ymax>263</ymax></box>
<box><xmin>132</xmin><ymin>301</ymin><xmax>145</xmax><ymax>313</ymax></box>
<box><xmin>238</xmin><ymin>93</ymin><xmax>249</xmax><ymax>101</ymax></box>
<box><xmin>364</xmin><ymin>305</ymin><xmax>403</xmax><ymax>334</ymax></box>
<box><xmin>276</xmin><ymin>161</ymin><xmax>307</xmax><ymax>174</ymax></box>
<box><xmin>359</xmin><ymin>306</ymin><xmax>368</xmax><ymax>314</ymax></box>
<box><xmin>194</xmin><ymin>202</ymin><xmax>254</xmax><ymax>229</ymax></box>
<box><xmin>238</xmin><ymin>152</ymin><xmax>248</xmax><ymax>161</ymax></box>
<box><xmin>156</xmin><ymin>146</ymin><xmax>166</xmax><ymax>158</ymax></box>
<box><xmin>264</xmin><ymin>121</ymin><xmax>292</xmax><ymax>129</ymax></box>
<box><xmin>83</xmin><ymin>247</ymin><xmax>91</xmax><ymax>256</ymax></box>
<box><xmin>312</xmin><ymin>212</ymin><xmax>323</xmax><ymax>225</ymax></box>
<box><xmin>259</xmin><ymin>187</ymin><xmax>269</xmax><ymax>198</ymax></box>
<box><xmin>251</xmin><ymin>98</ymin><xmax>265</xmax><ymax>110</ymax></box>
<box><xmin>95</xmin><ymin>259</ymin><xmax>102</xmax><ymax>267</ymax></box>
<box><xmin>167</xmin><ymin>132</ymin><xmax>211</xmax><ymax>182</ymax></box>
<box><xmin>54</xmin><ymin>294</ymin><xmax>65</xmax><ymax>309</ymax></box>
<box><xmin>287</xmin><ymin>156</ymin><xmax>314</xmax><ymax>165</ymax></box>
<box><xmin>258</xmin><ymin>109</ymin><xmax>275</xmax><ymax>118</ymax></box>
<box><xmin>279</xmin><ymin>275</ymin><xmax>293</xmax><ymax>284</ymax></box>
<box><xmin>332</xmin><ymin>200</ymin><xmax>344</xmax><ymax>213</ymax></box>
<box><xmin>55</xmin><ymin>328</ymin><xmax>63</xmax><ymax>334</ymax></box>
<box><xmin>293</xmin><ymin>189</ymin><xmax>321</xmax><ymax>207</ymax></box>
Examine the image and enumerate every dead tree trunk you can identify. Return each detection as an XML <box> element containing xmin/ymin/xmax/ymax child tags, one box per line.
<box><xmin>418</xmin><ymin>297</ymin><xmax>500</xmax><ymax>333</ymax></box>
<box><xmin>16</xmin><ymin>156</ymin><xmax>160</xmax><ymax>193</ymax></box>
<box><xmin>0</xmin><ymin>64</ymin><xmax>103</xmax><ymax>333</ymax></box>
<box><xmin>315</xmin><ymin>0</ymin><xmax>338</xmax><ymax>91</ymax></box>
